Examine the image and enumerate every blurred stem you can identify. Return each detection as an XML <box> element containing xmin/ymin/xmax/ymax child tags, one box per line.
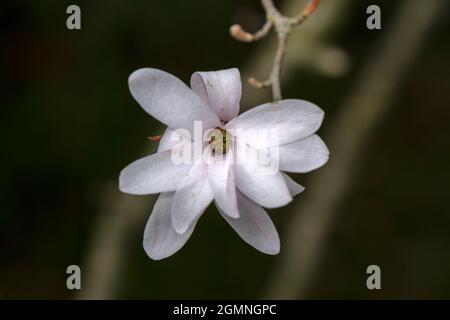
<box><xmin>264</xmin><ymin>0</ymin><xmax>445</xmax><ymax>299</ymax></box>
<box><xmin>77</xmin><ymin>173</ymin><xmax>156</xmax><ymax>299</ymax></box>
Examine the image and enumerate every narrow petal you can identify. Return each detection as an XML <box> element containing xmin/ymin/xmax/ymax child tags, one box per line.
<box><xmin>219</xmin><ymin>191</ymin><xmax>280</xmax><ymax>255</ymax></box>
<box><xmin>190</xmin><ymin>68</ymin><xmax>241</xmax><ymax>121</ymax></box>
<box><xmin>234</xmin><ymin>141</ymin><xmax>292</xmax><ymax>208</ymax></box>
<box><xmin>270</xmin><ymin>134</ymin><xmax>329</xmax><ymax>173</ymax></box>
<box><xmin>119</xmin><ymin>150</ymin><xmax>191</xmax><ymax>195</ymax></box>
<box><xmin>143</xmin><ymin>192</ymin><xmax>196</xmax><ymax>260</ymax></box>
<box><xmin>157</xmin><ymin>128</ymin><xmax>183</xmax><ymax>153</ymax></box>
<box><xmin>226</xmin><ymin>99</ymin><xmax>324</xmax><ymax>148</ymax></box>
<box><xmin>207</xmin><ymin>152</ymin><xmax>239</xmax><ymax>218</ymax></box>
<box><xmin>283</xmin><ymin>173</ymin><xmax>305</xmax><ymax>197</ymax></box>
<box><xmin>171</xmin><ymin>161</ymin><xmax>214</xmax><ymax>234</ymax></box>
<box><xmin>129</xmin><ymin>68</ymin><xmax>220</xmax><ymax>135</ymax></box>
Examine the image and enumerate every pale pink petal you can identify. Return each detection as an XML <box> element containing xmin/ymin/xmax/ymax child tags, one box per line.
<box><xmin>271</xmin><ymin>134</ymin><xmax>329</xmax><ymax>173</ymax></box>
<box><xmin>219</xmin><ymin>191</ymin><xmax>280</xmax><ymax>255</ymax></box>
<box><xmin>119</xmin><ymin>150</ymin><xmax>191</xmax><ymax>195</ymax></box>
<box><xmin>157</xmin><ymin>128</ymin><xmax>183</xmax><ymax>153</ymax></box>
<box><xmin>234</xmin><ymin>141</ymin><xmax>292</xmax><ymax>208</ymax></box>
<box><xmin>190</xmin><ymin>68</ymin><xmax>241</xmax><ymax>121</ymax></box>
<box><xmin>143</xmin><ymin>192</ymin><xmax>196</xmax><ymax>260</ymax></box>
<box><xmin>283</xmin><ymin>173</ymin><xmax>305</xmax><ymax>197</ymax></box>
<box><xmin>129</xmin><ymin>68</ymin><xmax>220</xmax><ymax>134</ymax></box>
<box><xmin>226</xmin><ymin>99</ymin><xmax>324</xmax><ymax>148</ymax></box>
<box><xmin>171</xmin><ymin>161</ymin><xmax>214</xmax><ymax>234</ymax></box>
<box><xmin>207</xmin><ymin>152</ymin><xmax>239</xmax><ymax>218</ymax></box>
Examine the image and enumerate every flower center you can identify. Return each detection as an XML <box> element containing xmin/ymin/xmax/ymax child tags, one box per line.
<box><xmin>208</xmin><ymin>127</ymin><xmax>231</xmax><ymax>155</ymax></box>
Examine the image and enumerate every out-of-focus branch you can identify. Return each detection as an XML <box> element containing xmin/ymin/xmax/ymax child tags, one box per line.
<box><xmin>77</xmin><ymin>162</ymin><xmax>157</xmax><ymax>299</ymax></box>
<box><xmin>265</xmin><ymin>0</ymin><xmax>445</xmax><ymax>299</ymax></box>
<box><xmin>230</xmin><ymin>0</ymin><xmax>320</xmax><ymax>101</ymax></box>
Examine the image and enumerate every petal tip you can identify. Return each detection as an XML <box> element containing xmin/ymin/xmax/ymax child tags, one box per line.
<box><xmin>171</xmin><ymin>213</ymin><xmax>190</xmax><ymax>235</ymax></box>
<box><xmin>263</xmin><ymin>194</ymin><xmax>293</xmax><ymax>209</ymax></box>
<box><xmin>266</xmin><ymin>247</ymin><xmax>280</xmax><ymax>255</ymax></box>
<box><xmin>264</xmin><ymin>235</ymin><xmax>280</xmax><ymax>255</ymax></box>
<box><xmin>128</xmin><ymin>68</ymin><xmax>148</xmax><ymax>86</ymax></box>
<box><xmin>118</xmin><ymin>170</ymin><xmax>131</xmax><ymax>194</ymax></box>
<box><xmin>257</xmin><ymin>238</ymin><xmax>280</xmax><ymax>255</ymax></box>
<box><xmin>128</xmin><ymin>67</ymin><xmax>159</xmax><ymax>83</ymax></box>
<box><xmin>143</xmin><ymin>246</ymin><xmax>170</xmax><ymax>261</ymax></box>
<box><xmin>228</xmin><ymin>212</ymin><xmax>240</xmax><ymax>219</ymax></box>
<box><xmin>118</xmin><ymin>169</ymin><xmax>144</xmax><ymax>195</ymax></box>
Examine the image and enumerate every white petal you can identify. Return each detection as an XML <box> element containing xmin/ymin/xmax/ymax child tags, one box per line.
<box><xmin>226</xmin><ymin>99</ymin><xmax>324</xmax><ymax>148</ymax></box>
<box><xmin>129</xmin><ymin>68</ymin><xmax>220</xmax><ymax>135</ymax></box>
<box><xmin>157</xmin><ymin>128</ymin><xmax>183</xmax><ymax>153</ymax></box>
<box><xmin>219</xmin><ymin>191</ymin><xmax>280</xmax><ymax>255</ymax></box>
<box><xmin>283</xmin><ymin>173</ymin><xmax>305</xmax><ymax>197</ymax></box>
<box><xmin>207</xmin><ymin>152</ymin><xmax>239</xmax><ymax>218</ymax></box>
<box><xmin>271</xmin><ymin>134</ymin><xmax>329</xmax><ymax>173</ymax></box>
<box><xmin>143</xmin><ymin>192</ymin><xmax>196</xmax><ymax>260</ymax></box>
<box><xmin>171</xmin><ymin>161</ymin><xmax>214</xmax><ymax>234</ymax></box>
<box><xmin>190</xmin><ymin>68</ymin><xmax>241</xmax><ymax>121</ymax></box>
<box><xmin>234</xmin><ymin>141</ymin><xmax>292</xmax><ymax>208</ymax></box>
<box><xmin>119</xmin><ymin>150</ymin><xmax>191</xmax><ymax>195</ymax></box>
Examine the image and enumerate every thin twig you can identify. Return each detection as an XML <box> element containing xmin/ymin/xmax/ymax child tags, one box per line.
<box><xmin>230</xmin><ymin>0</ymin><xmax>320</xmax><ymax>101</ymax></box>
<box><xmin>241</xmin><ymin>0</ymin><xmax>351</xmax><ymax>109</ymax></box>
<box><xmin>230</xmin><ymin>21</ymin><xmax>273</xmax><ymax>42</ymax></box>
<box><xmin>271</xmin><ymin>34</ymin><xmax>287</xmax><ymax>101</ymax></box>
<box><xmin>264</xmin><ymin>0</ymin><xmax>445</xmax><ymax>298</ymax></box>
<box><xmin>290</xmin><ymin>0</ymin><xmax>320</xmax><ymax>25</ymax></box>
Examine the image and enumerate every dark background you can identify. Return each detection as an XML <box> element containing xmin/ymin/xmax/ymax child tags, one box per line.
<box><xmin>1</xmin><ymin>0</ymin><xmax>450</xmax><ymax>299</ymax></box>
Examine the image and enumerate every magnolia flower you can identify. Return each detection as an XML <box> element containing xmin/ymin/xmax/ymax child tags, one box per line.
<box><xmin>119</xmin><ymin>68</ymin><xmax>329</xmax><ymax>260</ymax></box>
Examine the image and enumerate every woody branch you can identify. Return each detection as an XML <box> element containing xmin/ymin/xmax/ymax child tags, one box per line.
<box><xmin>230</xmin><ymin>0</ymin><xmax>320</xmax><ymax>101</ymax></box>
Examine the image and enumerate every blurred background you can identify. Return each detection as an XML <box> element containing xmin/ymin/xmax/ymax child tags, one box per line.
<box><xmin>1</xmin><ymin>0</ymin><xmax>450</xmax><ymax>299</ymax></box>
